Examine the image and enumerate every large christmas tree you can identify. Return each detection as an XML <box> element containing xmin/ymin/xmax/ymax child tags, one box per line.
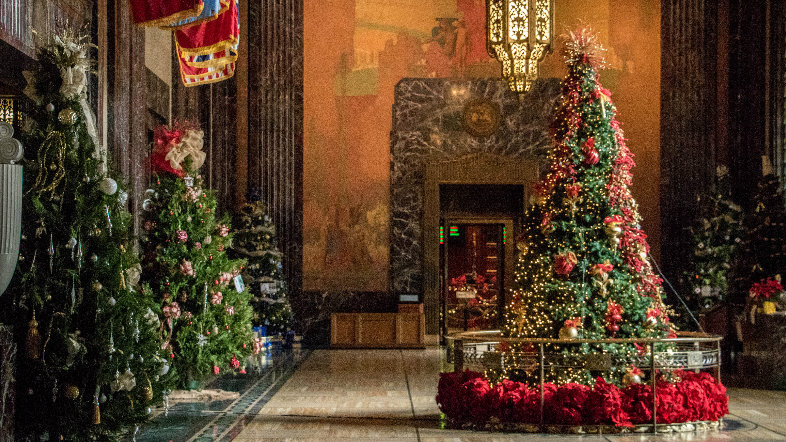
<box><xmin>503</xmin><ymin>30</ymin><xmax>674</xmax><ymax>383</ymax></box>
<box><xmin>230</xmin><ymin>198</ymin><xmax>294</xmax><ymax>335</ymax></box>
<box><xmin>140</xmin><ymin>124</ymin><xmax>254</xmax><ymax>389</ymax></box>
<box><xmin>4</xmin><ymin>31</ymin><xmax>165</xmax><ymax>440</ymax></box>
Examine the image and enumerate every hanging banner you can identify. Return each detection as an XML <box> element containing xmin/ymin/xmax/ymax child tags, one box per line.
<box><xmin>175</xmin><ymin>0</ymin><xmax>238</xmax><ymax>59</ymax></box>
<box><xmin>163</xmin><ymin>0</ymin><xmax>230</xmax><ymax>30</ymax></box>
<box><xmin>130</xmin><ymin>0</ymin><xmax>204</xmax><ymax>27</ymax></box>
<box><xmin>175</xmin><ymin>0</ymin><xmax>239</xmax><ymax>86</ymax></box>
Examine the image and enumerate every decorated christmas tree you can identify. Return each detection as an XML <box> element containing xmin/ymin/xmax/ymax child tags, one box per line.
<box><xmin>682</xmin><ymin>166</ymin><xmax>743</xmax><ymax>311</ymax></box>
<box><xmin>230</xmin><ymin>198</ymin><xmax>294</xmax><ymax>335</ymax></box>
<box><xmin>731</xmin><ymin>158</ymin><xmax>786</xmax><ymax>304</ymax></box>
<box><xmin>503</xmin><ymin>30</ymin><xmax>674</xmax><ymax>383</ymax></box>
<box><xmin>3</xmin><ymin>31</ymin><xmax>165</xmax><ymax>440</ymax></box>
<box><xmin>140</xmin><ymin>124</ymin><xmax>254</xmax><ymax>389</ymax></box>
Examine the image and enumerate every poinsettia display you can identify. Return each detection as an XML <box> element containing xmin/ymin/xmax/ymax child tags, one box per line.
<box><xmin>140</xmin><ymin>123</ymin><xmax>253</xmax><ymax>389</ymax></box>
<box><xmin>682</xmin><ymin>166</ymin><xmax>743</xmax><ymax>311</ymax></box>
<box><xmin>503</xmin><ymin>29</ymin><xmax>674</xmax><ymax>383</ymax></box>
<box><xmin>436</xmin><ymin>370</ymin><xmax>728</xmax><ymax>429</ymax></box>
<box><xmin>749</xmin><ymin>276</ymin><xmax>784</xmax><ymax>301</ymax></box>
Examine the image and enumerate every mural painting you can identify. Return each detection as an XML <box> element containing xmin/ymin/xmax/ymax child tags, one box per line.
<box><xmin>303</xmin><ymin>0</ymin><xmax>497</xmax><ymax>291</ymax></box>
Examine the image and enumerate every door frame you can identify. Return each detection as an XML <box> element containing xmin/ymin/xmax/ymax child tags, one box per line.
<box><xmin>422</xmin><ymin>153</ymin><xmax>539</xmax><ymax>336</ymax></box>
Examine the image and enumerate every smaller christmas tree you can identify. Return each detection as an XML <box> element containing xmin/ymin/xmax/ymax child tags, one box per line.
<box><xmin>141</xmin><ymin>124</ymin><xmax>254</xmax><ymax>389</ymax></box>
<box><xmin>231</xmin><ymin>198</ymin><xmax>293</xmax><ymax>335</ymax></box>
<box><xmin>682</xmin><ymin>166</ymin><xmax>743</xmax><ymax>311</ymax></box>
<box><xmin>731</xmin><ymin>157</ymin><xmax>786</xmax><ymax>304</ymax></box>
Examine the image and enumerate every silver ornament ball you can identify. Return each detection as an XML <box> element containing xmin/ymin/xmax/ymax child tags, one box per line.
<box><xmin>99</xmin><ymin>177</ymin><xmax>118</xmax><ymax>195</ymax></box>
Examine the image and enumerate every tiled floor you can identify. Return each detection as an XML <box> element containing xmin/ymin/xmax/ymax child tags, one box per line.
<box><xmin>132</xmin><ymin>348</ymin><xmax>786</xmax><ymax>442</ymax></box>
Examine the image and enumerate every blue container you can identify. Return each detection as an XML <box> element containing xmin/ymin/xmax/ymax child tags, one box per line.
<box><xmin>253</xmin><ymin>326</ymin><xmax>267</xmax><ymax>337</ymax></box>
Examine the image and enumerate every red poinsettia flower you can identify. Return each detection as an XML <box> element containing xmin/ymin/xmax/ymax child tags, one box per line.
<box><xmin>545</xmin><ymin>382</ymin><xmax>591</xmax><ymax>425</ymax></box>
<box><xmin>586</xmin><ymin>377</ymin><xmax>632</xmax><ymax>427</ymax></box>
<box><xmin>749</xmin><ymin>277</ymin><xmax>784</xmax><ymax>299</ymax></box>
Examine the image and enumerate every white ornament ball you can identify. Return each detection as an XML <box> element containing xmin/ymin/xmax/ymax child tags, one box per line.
<box><xmin>160</xmin><ymin>363</ymin><xmax>170</xmax><ymax>376</ymax></box>
<box><xmin>117</xmin><ymin>190</ymin><xmax>129</xmax><ymax>206</ymax></box>
<box><xmin>99</xmin><ymin>177</ymin><xmax>118</xmax><ymax>195</ymax></box>
<box><xmin>45</xmin><ymin>103</ymin><xmax>55</xmax><ymax>112</ymax></box>
<box><xmin>66</xmin><ymin>237</ymin><xmax>77</xmax><ymax>249</ymax></box>
<box><xmin>108</xmin><ymin>297</ymin><xmax>116</xmax><ymax>306</ymax></box>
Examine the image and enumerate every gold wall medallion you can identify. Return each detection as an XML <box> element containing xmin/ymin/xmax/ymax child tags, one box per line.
<box><xmin>462</xmin><ymin>99</ymin><xmax>501</xmax><ymax>137</ymax></box>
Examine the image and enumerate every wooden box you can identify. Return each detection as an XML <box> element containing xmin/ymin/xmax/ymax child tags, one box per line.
<box><xmin>330</xmin><ymin>312</ymin><xmax>425</xmax><ymax>348</ymax></box>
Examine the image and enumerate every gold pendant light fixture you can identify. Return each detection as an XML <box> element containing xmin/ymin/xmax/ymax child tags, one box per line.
<box><xmin>486</xmin><ymin>0</ymin><xmax>554</xmax><ymax>93</ymax></box>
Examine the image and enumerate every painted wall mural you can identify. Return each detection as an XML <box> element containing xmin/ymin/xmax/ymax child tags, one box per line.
<box><xmin>303</xmin><ymin>0</ymin><xmax>499</xmax><ymax>291</ymax></box>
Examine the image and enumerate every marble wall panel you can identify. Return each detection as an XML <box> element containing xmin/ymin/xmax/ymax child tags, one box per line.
<box><xmin>389</xmin><ymin>77</ymin><xmax>561</xmax><ymax>297</ymax></box>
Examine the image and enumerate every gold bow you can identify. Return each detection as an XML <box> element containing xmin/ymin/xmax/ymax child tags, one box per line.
<box><xmin>165</xmin><ymin>129</ymin><xmax>206</xmax><ymax>171</ymax></box>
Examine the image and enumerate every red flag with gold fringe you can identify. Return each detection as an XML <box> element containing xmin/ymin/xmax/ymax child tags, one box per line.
<box><xmin>130</xmin><ymin>0</ymin><xmax>204</xmax><ymax>27</ymax></box>
<box><xmin>174</xmin><ymin>0</ymin><xmax>239</xmax><ymax>86</ymax></box>
<box><xmin>175</xmin><ymin>0</ymin><xmax>238</xmax><ymax>59</ymax></box>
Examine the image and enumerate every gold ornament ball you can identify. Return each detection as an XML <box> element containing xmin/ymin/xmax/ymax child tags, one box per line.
<box><xmin>605</xmin><ymin>223</ymin><xmax>622</xmax><ymax>237</ymax></box>
<box><xmin>622</xmin><ymin>372</ymin><xmax>642</xmax><ymax>386</ymax></box>
<box><xmin>58</xmin><ymin>108</ymin><xmax>78</xmax><ymax>125</ymax></box>
<box><xmin>64</xmin><ymin>384</ymin><xmax>80</xmax><ymax>400</ymax></box>
<box><xmin>558</xmin><ymin>326</ymin><xmax>579</xmax><ymax>340</ymax></box>
<box><xmin>139</xmin><ymin>385</ymin><xmax>153</xmax><ymax>402</ymax></box>
<box><xmin>93</xmin><ymin>281</ymin><xmax>103</xmax><ymax>291</ymax></box>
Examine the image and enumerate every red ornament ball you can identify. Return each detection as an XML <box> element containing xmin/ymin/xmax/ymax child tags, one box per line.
<box><xmin>584</xmin><ymin>148</ymin><xmax>599</xmax><ymax>165</ymax></box>
<box><xmin>169</xmin><ymin>211</ymin><xmax>174</xmax><ymax>215</ymax></box>
<box><xmin>170</xmin><ymin>353</ymin><xmax>175</xmax><ymax>358</ymax></box>
<box><xmin>206</xmin><ymin>331</ymin><xmax>211</xmax><ymax>335</ymax></box>
<box><xmin>225</xmin><ymin>325</ymin><xmax>229</xmax><ymax>330</ymax></box>
<box><xmin>612</xmin><ymin>314</ymin><xmax>622</xmax><ymax>322</ymax></box>
<box><xmin>611</xmin><ymin>324</ymin><xmax>620</xmax><ymax>332</ymax></box>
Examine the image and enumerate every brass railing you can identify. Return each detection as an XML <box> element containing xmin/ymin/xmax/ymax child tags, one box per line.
<box><xmin>444</xmin><ymin>330</ymin><xmax>723</xmax><ymax>433</ymax></box>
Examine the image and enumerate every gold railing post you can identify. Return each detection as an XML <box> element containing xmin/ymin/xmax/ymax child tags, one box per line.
<box><xmin>651</xmin><ymin>341</ymin><xmax>657</xmax><ymax>432</ymax></box>
<box><xmin>539</xmin><ymin>343</ymin><xmax>545</xmax><ymax>427</ymax></box>
<box><xmin>454</xmin><ymin>339</ymin><xmax>463</xmax><ymax>373</ymax></box>
<box><xmin>716</xmin><ymin>340</ymin><xmax>722</xmax><ymax>384</ymax></box>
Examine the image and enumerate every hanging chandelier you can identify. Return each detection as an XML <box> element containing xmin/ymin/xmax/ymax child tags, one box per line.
<box><xmin>486</xmin><ymin>0</ymin><xmax>554</xmax><ymax>93</ymax></box>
